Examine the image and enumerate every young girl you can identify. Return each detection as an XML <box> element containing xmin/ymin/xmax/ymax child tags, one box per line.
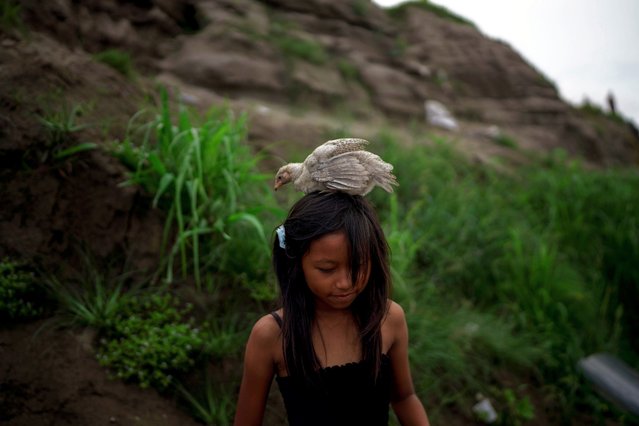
<box><xmin>234</xmin><ymin>191</ymin><xmax>430</xmax><ymax>426</ymax></box>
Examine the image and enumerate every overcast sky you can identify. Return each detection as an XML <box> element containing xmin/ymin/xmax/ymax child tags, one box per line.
<box><xmin>372</xmin><ymin>0</ymin><xmax>639</xmax><ymax>125</ymax></box>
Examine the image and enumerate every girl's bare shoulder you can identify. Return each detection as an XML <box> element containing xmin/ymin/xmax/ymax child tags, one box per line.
<box><xmin>385</xmin><ymin>300</ymin><xmax>408</xmax><ymax>329</ymax></box>
<box><xmin>386</xmin><ymin>299</ymin><xmax>406</xmax><ymax>318</ymax></box>
<box><xmin>248</xmin><ymin>310</ymin><xmax>283</xmax><ymax>348</ymax></box>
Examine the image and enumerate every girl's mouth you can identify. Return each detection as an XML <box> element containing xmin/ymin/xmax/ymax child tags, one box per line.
<box><xmin>332</xmin><ymin>292</ymin><xmax>354</xmax><ymax>299</ymax></box>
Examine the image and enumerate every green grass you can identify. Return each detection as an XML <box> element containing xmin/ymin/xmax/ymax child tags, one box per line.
<box><xmin>45</xmin><ymin>268</ymin><xmax>131</xmax><ymax>330</ymax></box>
<box><xmin>235</xmin><ymin>17</ymin><xmax>328</xmax><ymax>66</ymax></box>
<box><xmin>177</xmin><ymin>374</ymin><xmax>235</xmax><ymax>425</ymax></box>
<box><xmin>112</xmin><ymin>88</ymin><xmax>282</xmax><ymax>290</ymax></box>
<box><xmin>352</xmin><ymin>0</ymin><xmax>370</xmax><ymax>17</ymax></box>
<box><xmin>41</xmin><ymin>248</ymin><xmax>143</xmax><ymax>329</ymax></box>
<box><xmin>493</xmin><ymin>133</ymin><xmax>518</xmax><ymax>148</ymax></box>
<box><xmin>370</xmin><ymin>131</ymin><xmax>639</xmax><ymax>421</ymax></box>
<box><xmin>579</xmin><ymin>99</ymin><xmax>627</xmax><ymax>126</ymax></box>
<box><xmin>388</xmin><ymin>1</ymin><xmax>477</xmax><ymax>28</ymax></box>
<box><xmin>269</xmin><ymin>21</ymin><xmax>328</xmax><ymax>65</ymax></box>
<box><xmin>337</xmin><ymin>59</ymin><xmax>360</xmax><ymax>82</ymax></box>
<box><xmin>34</xmin><ymin>102</ymin><xmax>97</xmax><ymax>164</ymax></box>
<box><xmin>0</xmin><ymin>0</ymin><xmax>24</xmax><ymax>33</ymax></box>
<box><xmin>38</xmin><ymin>103</ymin><xmax>87</xmax><ymax>144</ymax></box>
<box><xmin>93</xmin><ymin>49</ymin><xmax>135</xmax><ymax>78</ymax></box>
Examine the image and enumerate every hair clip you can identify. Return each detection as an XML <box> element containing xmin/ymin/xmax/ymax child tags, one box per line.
<box><xmin>276</xmin><ymin>225</ymin><xmax>286</xmax><ymax>249</ymax></box>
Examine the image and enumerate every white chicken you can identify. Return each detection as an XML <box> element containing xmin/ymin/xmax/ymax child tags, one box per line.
<box><xmin>273</xmin><ymin>138</ymin><xmax>398</xmax><ymax>196</ymax></box>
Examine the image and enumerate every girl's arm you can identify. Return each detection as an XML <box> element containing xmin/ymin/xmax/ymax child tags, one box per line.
<box><xmin>387</xmin><ymin>302</ymin><xmax>430</xmax><ymax>426</ymax></box>
<box><xmin>233</xmin><ymin>315</ymin><xmax>279</xmax><ymax>426</ymax></box>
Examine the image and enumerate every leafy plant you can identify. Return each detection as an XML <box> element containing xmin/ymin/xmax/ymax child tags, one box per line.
<box><xmin>93</xmin><ymin>48</ymin><xmax>135</xmax><ymax>78</ymax></box>
<box><xmin>97</xmin><ymin>294</ymin><xmax>204</xmax><ymax>390</ymax></box>
<box><xmin>0</xmin><ymin>258</ymin><xmax>44</xmax><ymax>321</ymax></box>
<box><xmin>499</xmin><ymin>387</ymin><xmax>535</xmax><ymax>425</ymax></box>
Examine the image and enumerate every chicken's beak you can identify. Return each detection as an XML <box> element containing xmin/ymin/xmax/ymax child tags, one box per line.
<box><xmin>274</xmin><ymin>181</ymin><xmax>281</xmax><ymax>191</ymax></box>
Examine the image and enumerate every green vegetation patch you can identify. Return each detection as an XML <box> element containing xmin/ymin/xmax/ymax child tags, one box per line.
<box><xmin>97</xmin><ymin>294</ymin><xmax>204</xmax><ymax>390</ymax></box>
<box><xmin>269</xmin><ymin>21</ymin><xmax>328</xmax><ymax>65</ymax></box>
<box><xmin>493</xmin><ymin>133</ymin><xmax>518</xmax><ymax>148</ymax></box>
<box><xmin>93</xmin><ymin>48</ymin><xmax>135</xmax><ymax>78</ymax></box>
<box><xmin>388</xmin><ymin>0</ymin><xmax>476</xmax><ymax>28</ymax></box>
<box><xmin>0</xmin><ymin>258</ymin><xmax>44</xmax><ymax>321</ymax></box>
<box><xmin>0</xmin><ymin>0</ymin><xmax>25</xmax><ymax>34</ymax></box>
<box><xmin>337</xmin><ymin>59</ymin><xmax>360</xmax><ymax>82</ymax></box>
<box><xmin>32</xmin><ymin>102</ymin><xmax>97</xmax><ymax>165</ymax></box>
<box><xmin>579</xmin><ymin>99</ymin><xmax>627</xmax><ymax>126</ymax></box>
<box><xmin>45</xmin><ymin>261</ymin><xmax>132</xmax><ymax>330</ymax></box>
<box><xmin>370</xmin><ymin>132</ymin><xmax>639</xmax><ymax>421</ymax></box>
<box><xmin>112</xmin><ymin>89</ymin><xmax>280</xmax><ymax>292</ymax></box>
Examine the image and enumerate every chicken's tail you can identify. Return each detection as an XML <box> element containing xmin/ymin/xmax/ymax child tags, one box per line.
<box><xmin>369</xmin><ymin>157</ymin><xmax>399</xmax><ymax>194</ymax></box>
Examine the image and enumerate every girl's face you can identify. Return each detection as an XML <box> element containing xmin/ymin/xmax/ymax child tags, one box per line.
<box><xmin>301</xmin><ymin>231</ymin><xmax>370</xmax><ymax>311</ymax></box>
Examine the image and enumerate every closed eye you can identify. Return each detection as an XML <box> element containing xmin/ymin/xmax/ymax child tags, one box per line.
<box><xmin>317</xmin><ymin>267</ymin><xmax>335</xmax><ymax>273</ymax></box>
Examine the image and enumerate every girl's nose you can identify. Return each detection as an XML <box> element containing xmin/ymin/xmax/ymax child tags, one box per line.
<box><xmin>335</xmin><ymin>270</ymin><xmax>352</xmax><ymax>290</ymax></box>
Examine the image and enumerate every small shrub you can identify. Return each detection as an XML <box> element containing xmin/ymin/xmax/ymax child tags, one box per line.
<box><xmin>433</xmin><ymin>69</ymin><xmax>448</xmax><ymax>87</ymax></box>
<box><xmin>269</xmin><ymin>21</ymin><xmax>328</xmax><ymax>65</ymax></box>
<box><xmin>337</xmin><ymin>59</ymin><xmax>360</xmax><ymax>82</ymax></box>
<box><xmin>0</xmin><ymin>0</ymin><xmax>25</xmax><ymax>34</ymax></box>
<box><xmin>93</xmin><ymin>49</ymin><xmax>135</xmax><ymax>78</ymax></box>
<box><xmin>0</xmin><ymin>258</ymin><xmax>44</xmax><ymax>321</ymax></box>
<box><xmin>391</xmin><ymin>36</ymin><xmax>408</xmax><ymax>58</ymax></box>
<box><xmin>351</xmin><ymin>0</ymin><xmax>369</xmax><ymax>17</ymax></box>
<box><xmin>388</xmin><ymin>1</ymin><xmax>476</xmax><ymax>28</ymax></box>
<box><xmin>579</xmin><ymin>99</ymin><xmax>626</xmax><ymax>125</ymax></box>
<box><xmin>494</xmin><ymin>134</ymin><xmax>518</xmax><ymax>148</ymax></box>
<box><xmin>97</xmin><ymin>294</ymin><xmax>205</xmax><ymax>390</ymax></box>
<box><xmin>498</xmin><ymin>387</ymin><xmax>535</xmax><ymax>425</ymax></box>
<box><xmin>275</xmin><ymin>34</ymin><xmax>328</xmax><ymax>65</ymax></box>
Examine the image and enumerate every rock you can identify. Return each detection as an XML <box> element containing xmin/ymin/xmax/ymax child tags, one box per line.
<box><xmin>292</xmin><ymin>61</ymin><xmax>348</xmax><ymax>98</ymax></box>
<box><xmin>425</xmin><ymin>100</ymin><xmax>459</xmax><ymax>131</ymax></box>
<box><xmin>358</xmin><ymin>62</ymin><xmax>423</xmax><ymax>116</ymax></box>
<box><xmin>162</xmin><ymin>41</ymin><xmax>285</xmax><ymax>93</ymax></box>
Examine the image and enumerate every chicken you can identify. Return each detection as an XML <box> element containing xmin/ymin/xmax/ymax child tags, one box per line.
<box><xmin>273</xmin><ymin>138</ymin><xmax>398</xmax><ymax>196</ymax></box>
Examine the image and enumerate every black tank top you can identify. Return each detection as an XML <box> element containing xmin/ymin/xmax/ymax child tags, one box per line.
<box><xmin>271</xmin><ymin>312</ymin><xmax>391</xmax><ymax>426</ymax></box>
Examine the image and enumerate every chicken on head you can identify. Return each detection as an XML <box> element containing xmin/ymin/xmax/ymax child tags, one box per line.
<box><xmin>273</xmin><ymin>138</ymin><xmax>398</xmax><ymax>196</ymax></box>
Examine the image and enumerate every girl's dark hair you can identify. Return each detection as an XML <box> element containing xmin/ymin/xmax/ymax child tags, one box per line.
<box><xmin>273</xmin><ymin>191</ymin><xmax>391</xmax><ymax>384</ymax></box>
